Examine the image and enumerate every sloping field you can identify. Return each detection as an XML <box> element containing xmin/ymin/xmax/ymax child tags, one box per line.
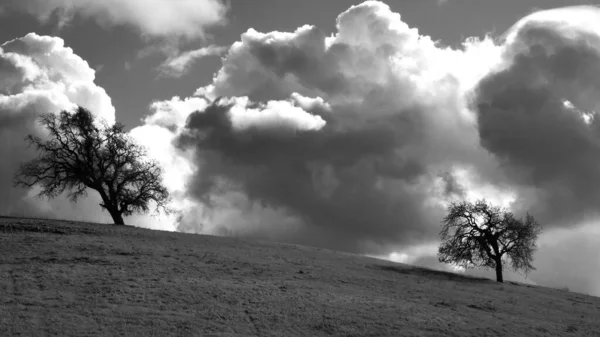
<box><xmin>0</xmin><ymin>217</ymin><xmax>598</xmax><ymax>336</ymax></box>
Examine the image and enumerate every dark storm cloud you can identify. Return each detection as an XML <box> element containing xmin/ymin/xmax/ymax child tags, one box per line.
<box><xmin>175</xmin><ymin>96</ymin><xmax>446</xmax><ymax>252</ymax></box>
<box><xmin>474</xmin><ymin>19</ymin><xmax>600</xmax><ymax>225</ymax></box>
<box><xmin>437</xmin><ymin>171</ymin><xmax>466</xmax><ymax>200</ymax></box>
<box><xmin>170</xmin><ymin>1</ymin><xmax>495</xmax><ymax>253</ymax></box>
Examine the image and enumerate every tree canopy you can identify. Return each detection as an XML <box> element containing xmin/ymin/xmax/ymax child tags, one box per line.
<box><xmin>438</xmin><ymin>199</ymin><xmax>542</xmax><ymax>282</ymax></box>
<box><xmin>14</xmin><ymin>107</ymin><xmax>170</xmax><ymax>225</ymax></box>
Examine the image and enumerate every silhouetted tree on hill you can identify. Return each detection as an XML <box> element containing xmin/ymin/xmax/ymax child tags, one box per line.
<box><xmin>438</xmin><ymin>200</ymin><xmax>542</xmax><ymax>282</ymax></box>
<box><xmin>14</xmin><ymin>107</ymin><xmax>170</xmax><ymax>225</ymax></box>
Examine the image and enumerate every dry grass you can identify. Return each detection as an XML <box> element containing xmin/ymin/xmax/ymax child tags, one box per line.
<box><xmin>1</xmin><ymin>217</ymin><xmax>599</xmax><ymax>336</ymax></box>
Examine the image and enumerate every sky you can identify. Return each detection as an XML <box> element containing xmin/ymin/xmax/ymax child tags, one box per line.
<box><xmin>1</xmin><ymin>0</ymin><xmax>600</xmax><ymax>297</ymax></box>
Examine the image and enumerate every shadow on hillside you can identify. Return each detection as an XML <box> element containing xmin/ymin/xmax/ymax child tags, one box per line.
<box><xmin>371</xmin><ymin>264</ymin><xmax>493</xmax><ymax>283</ymax></box>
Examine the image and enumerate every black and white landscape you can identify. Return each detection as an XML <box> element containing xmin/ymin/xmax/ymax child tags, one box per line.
<box><xmin>1</xmin><ymin>1</ymin><xmax>600</xmax><ymax>335</ymax></box>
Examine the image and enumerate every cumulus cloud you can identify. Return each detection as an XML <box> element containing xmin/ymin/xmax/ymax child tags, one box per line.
<box><xmin>161</xmin><ymin>1</ymin><xmax>499</xmax><ymax>253</ymax></box>
<box><xmin>159</xmin><ymin>45</ymin><xmax>228</xmax><ymax>77</ymax></box>
<box><xmin>127</xmin><ymin>95</ymin><xmax>208</xmax><ymax>231</ymax></box>
<box><xmin>0</xmin><ymin>33</ymin><xmax>115</xmax><ymax>131</ymax></box>
<box><xmin>3</xmin><ymin>0</ymin><xmax>228</xmax><ymax>40</ymax></box>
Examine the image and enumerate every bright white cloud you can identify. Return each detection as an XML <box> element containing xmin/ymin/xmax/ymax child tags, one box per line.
<box><xmin>224</xmin><ymin>96</ymin><xmax>326</xmax><ymax>133</ymax></box>
<box><xmin>144</xmin><ymin>96</ymin><xmax>210</xmax><ymax>130</ymax></box>
<box><xmin>129</xmin><ymin>96</ymin><xmax>213</xmax><ymax>231</ymax></box>
<box><xmin>0</xmin><ymin>32</ymin><xmax>115</xmax><ymax>124</ymax></box>
<box><xmin>6</xmin><ymin>0</ymin><xmax>228</xmax><ymax>39</ymax></box>
<box><xmin>128</xmin><ymin>124</ymin><xmax>197</xmax><ymax>232</ymax></box>
<box><xmin>291</xmin><ymin>93</ymin><xmax>332</xmax><ymax>112</ymax></box>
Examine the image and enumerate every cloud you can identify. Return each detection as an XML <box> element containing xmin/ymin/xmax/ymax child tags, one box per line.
<box><xmin>0</xmin><ymin>32</ymin><xmax>115</xmax><ymax>127</ymax></box>
<box><xmin>473</xmin><ymin>5</ymin><xmax>600</xmax><ymax>226</ymax></box>
<box><xmin>94</xmin><ymin>64</ymin><xmax>104</xmax><ymax>74</ymax></box>
<box><xmin>3</xmin><ymin>0</ymin><xmax>228</xmax><ymax>40</ymax></box>
<box><xmin>158</xmin><ymin>45</ymin><xmax>228</xmax><ymax>77</ymax></box>
<box><xmin>157</xmin><ymin>1</ymin><xmax>500</xmax><ymax>253</ymax></box>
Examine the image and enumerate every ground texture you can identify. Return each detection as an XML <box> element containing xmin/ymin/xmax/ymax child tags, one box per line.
<box><xmin>1</xmin><ymin>217</ymin><xmax>599</xmax><ymax>336</ymax></box>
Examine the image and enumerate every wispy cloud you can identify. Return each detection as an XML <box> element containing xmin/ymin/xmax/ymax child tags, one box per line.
<box><xmin>94</xmin><ymin>64</ymin><xmax>104</xmax><ymax>74</ymax></box>
<box><xmin>3</xmin><ymin>0</ymin><xmax>228</xmax><ymax>40</ymax></box>
<box><xmin>158</xmin><ymin>45</ymin><xmax>228</xmax><ymax>78</ymax></box>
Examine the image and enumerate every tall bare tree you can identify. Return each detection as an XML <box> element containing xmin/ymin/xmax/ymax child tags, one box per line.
<box><xmin>438</xmin><ymin>200</ymin><xmax>542</xmax><ymax>282</ymax></box>
<box><xmin>14</xmin><ymin>107</ymin><xmax>170</xmax><ymax>225</ymax></box>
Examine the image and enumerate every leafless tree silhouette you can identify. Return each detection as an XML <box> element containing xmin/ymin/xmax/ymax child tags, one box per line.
<box><xmin>14</xmin><ymin>107</ymin><xmax>170</xmax><ymax>225</ymax></box>
<box><xmin>438</xmin><ymin>200</ymin><xmax>542</xmax><ymax>282</ymax></box>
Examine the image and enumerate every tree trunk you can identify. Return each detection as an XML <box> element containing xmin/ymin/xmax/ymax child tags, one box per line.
<box><xmin>489</xmin><ymin>238</ymin><xmax>503</xmax><ymax>283</ymax></box>
<box><xmin>495</xmin><ymin>259</ymin><xmax>503</xmax><ymax>283</ymax></box>
<box><xmin>107</xmin><ymin>207</ymin><xmax>125</xmax><ymax>225</ymax></box>
<box><xmin>96</xmin><ymin>189</ymin><xmax>124</xmax><ymax>225</ymax></box>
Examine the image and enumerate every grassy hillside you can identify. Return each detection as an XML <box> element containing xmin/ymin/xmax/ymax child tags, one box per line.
<box><xmin>1</xmin><ymin>217</ymin><xmax>599</xmax><ymax>337</ymax></box>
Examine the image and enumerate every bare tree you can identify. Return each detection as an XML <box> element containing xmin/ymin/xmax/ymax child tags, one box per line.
<box><xmin>14</xmin><ymin>107</ymin><xmax>170</xmax><ymax>225</ymax></box>
<box><xmin>438</xmin><ymin>200</ymin><xmax>542</xmax><ymax>282</ymax></box>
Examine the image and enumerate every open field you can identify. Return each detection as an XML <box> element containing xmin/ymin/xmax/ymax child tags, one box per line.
<box><xmin>1</xmin><ymin>217</ymin><xmax>599</xmax><ymax>336</ymax></box>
